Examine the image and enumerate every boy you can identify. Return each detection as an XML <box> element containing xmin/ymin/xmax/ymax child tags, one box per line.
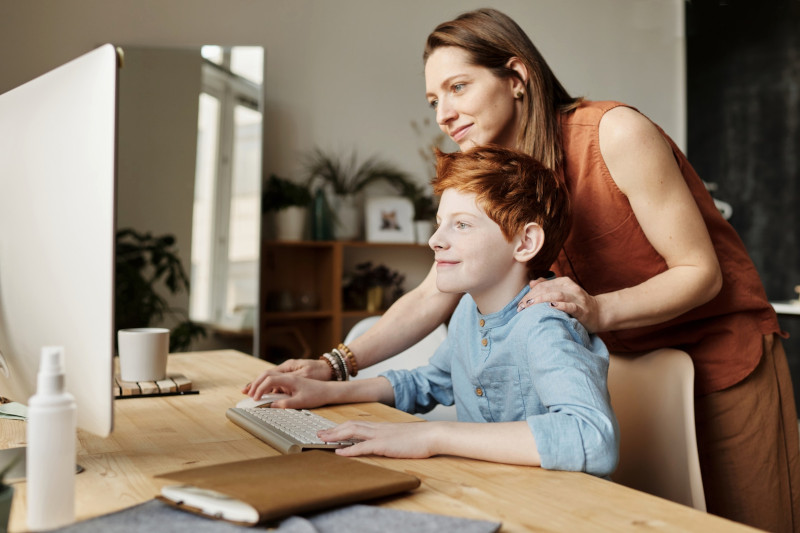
<box><xmin>260</xmin><ymin>146</ymin><xmax>619</xmax><ymax>476</ymax></box>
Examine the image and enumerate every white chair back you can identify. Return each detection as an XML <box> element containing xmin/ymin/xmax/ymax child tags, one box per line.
<box><xmin>608</xmin><ymin>348</ymin><xmax>706</xmax><ymax>511</ymax></box>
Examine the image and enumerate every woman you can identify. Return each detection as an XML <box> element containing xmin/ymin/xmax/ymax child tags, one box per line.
<box><xmin>246</xmin><ymin>8</ymin><xmax>799</xmax><ymax>530</ymax></box>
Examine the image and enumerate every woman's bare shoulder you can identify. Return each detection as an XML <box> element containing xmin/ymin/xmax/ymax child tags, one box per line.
<box><xmin>598</xmin><ymin>106</ymin><xmax>663</xmax><ymax>150</ymax></box>
<box><xmin>598</xmin><ymin>106</ymin><xmax>675</xmax><ymax>194</ymax></box>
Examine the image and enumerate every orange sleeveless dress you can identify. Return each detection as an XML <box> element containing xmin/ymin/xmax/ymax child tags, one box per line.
<box><xmin>553</xmin><ymin>100</ymin><xmax>782</xmax><ymax>395</ymax></box>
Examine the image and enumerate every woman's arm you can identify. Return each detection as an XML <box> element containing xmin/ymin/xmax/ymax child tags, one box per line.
<box><xmin>347</xmin><ymin>264</ymin><xmax>460</xmax><ymax>367</ymax></box>
<box><xmin>522</xmin><ymin>106</ymin><xmax>722</xmax><ymax>333</ymax></box>
<box><xmin>244</xmin><ymin>264</ymin><xmax>460</xmax><ymax>396</ymax></box>
<box><xmin>319</xmin><ymin>420</ymin><xmax>542</xmax><ymax>466</ymax></box>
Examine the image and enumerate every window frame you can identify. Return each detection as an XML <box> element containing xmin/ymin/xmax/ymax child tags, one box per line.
<box><xmin>192</xmin><ymin>51</ymin><xmax>263</xmax><ymax>326</ymax></box>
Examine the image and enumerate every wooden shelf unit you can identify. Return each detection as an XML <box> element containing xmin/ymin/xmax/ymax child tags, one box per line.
<box><xmin>258</xmin><ymin>240</ymin><xmax>432</xmax><ymax>362</ymax></box>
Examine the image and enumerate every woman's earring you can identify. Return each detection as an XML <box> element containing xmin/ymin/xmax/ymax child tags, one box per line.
<box><xmin>515</xmin><ymin>91</ymin><xmax>524</xmax><ymax>99</ymax></box>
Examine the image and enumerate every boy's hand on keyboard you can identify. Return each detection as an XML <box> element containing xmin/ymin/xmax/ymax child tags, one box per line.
<box><xmin>318</xmin><ymin>420</ymin><xmax>439</xmax><ymax>459</ymax></box>
<box><xmin>242</xmin><ymin>359</ymin><xmax>332</xmax><ymax>397</ymax></box>
<box><xmin>246</xmin><ymin>374</ymin><xmax>336</xmax><ymax>410</ymax></box>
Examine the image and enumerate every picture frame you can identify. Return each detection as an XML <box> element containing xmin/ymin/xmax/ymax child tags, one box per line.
<box><xmin>364</xmin><ymin>196</ymin><xmax>415</xmax><ymax>243</ymax></box>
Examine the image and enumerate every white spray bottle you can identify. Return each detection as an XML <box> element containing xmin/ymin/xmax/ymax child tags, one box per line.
<box><xmin>26</xmin><ymin>346</ymin><xmax>76</xmax><ymax>530</ymax></box>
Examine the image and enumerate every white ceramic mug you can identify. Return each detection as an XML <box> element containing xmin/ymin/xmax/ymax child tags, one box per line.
<box><xmin>117</xmin><ymin>328</ymin><xmax>169</xmax><ymax>382</ymax></box>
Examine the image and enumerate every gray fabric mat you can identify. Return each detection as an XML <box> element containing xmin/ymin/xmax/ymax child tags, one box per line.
<box><xmin>51</xmin><ymin>499</ymin><xmax>502</xmax><ymax>532</ymax></box>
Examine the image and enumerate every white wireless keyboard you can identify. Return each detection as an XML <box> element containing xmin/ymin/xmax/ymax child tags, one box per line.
<box><xmin>226</xmin><ymin>407</ymin><xmax>356</xmax><ymax>454</ymax></box>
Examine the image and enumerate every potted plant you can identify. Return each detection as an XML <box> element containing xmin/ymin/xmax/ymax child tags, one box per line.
<box><xmin>262</xmin><ymin>174</ymin><xmax>312</xmax><ymax>241</ymax></box>
<box><xmin>411</xmin><ymin>192</ymin><xmax>438</xmax><ymax>223</ymax></box>
<box><xmin>384</xmin><ymin>177</ymin><xmax>438</xmax><ymax>244</ymax></box>
<box><xmin>342</xmin><ymin>261</ymin><xmax>405</xmax><ymax>312</ymax></box>
<box><xmin>410</xmin><ymin>191</ymin><xmax>438</xmax><ymax>244</ymax></box>
<box><xmin>304</xmin><ymin>148</ymin><xmax>411</xmax><ymax>241</ymax></box>
<box><xmin>115</xmin><ymin>228</ymin><xmax>207</xmax><ymax>352</ymax></box>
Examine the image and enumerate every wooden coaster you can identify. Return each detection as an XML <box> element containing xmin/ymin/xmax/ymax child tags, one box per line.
<box><xmin>114</xmin><ymin>373</ymin><xmax>193</xmax><ymax>398</ymax></box>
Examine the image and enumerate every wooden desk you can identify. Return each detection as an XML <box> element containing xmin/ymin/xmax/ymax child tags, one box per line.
<box><xmin>0</xmin><ymin>350</ymin><xmax>755</xmax><ymax>532</ymax></box>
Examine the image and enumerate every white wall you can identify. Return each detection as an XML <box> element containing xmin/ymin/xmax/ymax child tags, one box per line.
<box><xmin>0</xmin><ymin>0</ymin><xmax>686</xmax><ymax>183</ymax></box>
<box><xmin>117</xmin><ymin>47</ymin><xmax>201</xmax><ymax>252</ymax></box>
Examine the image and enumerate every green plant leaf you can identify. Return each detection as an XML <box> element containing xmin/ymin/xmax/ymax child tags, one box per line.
<box><xmin>304</xmin><ymin>148</ymin><xmax>413</xmax><ymax>196</ymax></box>
<box><xmin>262</xmin><ymin>174</ymin><xmax>312</xmax><ymax>211</ymax></box>
<box><xmin>115</xmin><ymin>229</ymin><xmax>206</xmax><ymax>349</ymax></box>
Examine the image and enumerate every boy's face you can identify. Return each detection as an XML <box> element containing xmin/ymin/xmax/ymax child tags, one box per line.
<box><xmin>429</xmin><ymin>188</ymin><xmax>520</xmax><ymax>298</ymax></box>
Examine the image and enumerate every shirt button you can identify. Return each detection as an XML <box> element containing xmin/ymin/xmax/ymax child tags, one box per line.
<box><xmin>476</xmin><ymin>387</ymin><xmax>483</xmax><ymax>396</ymax></box>
<box><xmin>479</xmin><ymin>319</ymin><xmax>485</xmax><ymax>327</ymax></box>
<box><xmin>481</xmin><ymin>338</ymin><xmax>488</xmax><ymax>347</ymax></box>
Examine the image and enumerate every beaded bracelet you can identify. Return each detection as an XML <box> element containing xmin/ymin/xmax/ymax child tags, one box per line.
<box><xmin>319</xmin><ymin>353</ymin><xmax>336</xmax><ymax>381</ymax></box>
<box><xmin>320</xmin><ymin>352</ymin><xmax>343</xmax><ymax>381</ymax></box>
<box><xmin>333</xmin><ymin>351</ymin><xmax>347</xmax><ymax>381</ymax></box>
<box><xmin>337</xmin><ymin>343</ymin><xmax>358</xmax><ymax>377</ymax></box>
<box><xmin>330</xmin><ymin>349</ymin><xmax>349</xmax><ymax>382</ymax></box>
<box><xmin>331</xmin><ymin>348</ymin><xmax>349</xmax><ymax>377</ymax></box>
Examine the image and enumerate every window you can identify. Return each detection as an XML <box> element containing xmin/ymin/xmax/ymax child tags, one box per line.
<box><xmin>190</xmin><ymin>46</ymin><xmax>263</xmax><ymax>327</ymax></box>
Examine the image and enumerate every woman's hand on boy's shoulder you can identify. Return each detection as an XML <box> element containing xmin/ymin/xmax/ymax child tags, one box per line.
<box><xmin>518</xmin><ymin>277</ymin><xmax>602</xmax><ymax>333</ymax></box>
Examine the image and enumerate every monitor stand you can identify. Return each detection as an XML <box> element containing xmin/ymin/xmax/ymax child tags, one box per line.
<box><xmin>0</xmin><ymin>445</ymin><xmax>84</xmax><ymax>482</ymax></box>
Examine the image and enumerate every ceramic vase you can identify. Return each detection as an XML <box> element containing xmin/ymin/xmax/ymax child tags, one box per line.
<box><xmin>331</xmin><ymin>194</ymin><xmax>360</xmax><ymax>241</ymax></box>
<box><xmin>274</xmin><ymin>206</ymin><xmax>307</xmax><ymax>241</ymax></box>
<box><xmin>366</xmin><ymin>286</ymin><xmax>384</xmax><ymax>312</ymax></box>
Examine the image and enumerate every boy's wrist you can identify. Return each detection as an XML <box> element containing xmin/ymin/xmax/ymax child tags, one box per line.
<box><xmin>425</xmin><ymin>421</ymin><xmax>449</xmax><ymax>456</ymax></box>
<box><xmin>324</xmin><ymin>380</ymin><xmax>352</xmax><ymax>405</ymax></box>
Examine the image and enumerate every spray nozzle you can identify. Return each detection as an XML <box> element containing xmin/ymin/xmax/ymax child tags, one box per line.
<box><xmin>37</xmin><ymin>346</ymin><xmax>66</xmax><ymax>395</ymax></box>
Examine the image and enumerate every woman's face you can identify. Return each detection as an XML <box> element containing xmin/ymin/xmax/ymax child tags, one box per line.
<box><xmin>425</xmin><ymin>46</ymin><xmax>522</xmax><ymax>151</ymax></box>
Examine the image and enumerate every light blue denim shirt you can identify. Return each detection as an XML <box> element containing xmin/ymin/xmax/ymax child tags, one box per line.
<box><xmin>382</xmin><ymin>286</ymin><xmax>619</xmax><ymax>477</ymax></box>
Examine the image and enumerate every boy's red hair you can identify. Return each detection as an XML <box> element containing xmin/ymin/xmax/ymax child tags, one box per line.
<box><xmin>433</xmin><ymin>145</ymin><xmax>571</xmax><ymax>278</ymax></box>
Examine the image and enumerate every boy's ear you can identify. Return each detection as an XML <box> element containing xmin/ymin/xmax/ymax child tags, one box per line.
<box><xmin>514</xmin><ymin>222</ymin><xmax>544</xmax><ymax>264</ymax></box>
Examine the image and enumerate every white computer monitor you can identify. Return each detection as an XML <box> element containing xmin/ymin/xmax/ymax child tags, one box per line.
<box><xmin>0</xmin><ymin>44</ymin><xmax>118</xmax><ymax>438</ymax></box>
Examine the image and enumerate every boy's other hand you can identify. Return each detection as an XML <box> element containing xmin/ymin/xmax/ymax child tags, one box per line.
<box><xmin>319</xmin><ymin>420</ymin><xmax>440</xmax><ymax>459</ymax></box>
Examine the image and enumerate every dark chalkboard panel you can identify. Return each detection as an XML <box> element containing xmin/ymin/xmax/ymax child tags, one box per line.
<box><xmin>687</xmin><ymin>1</ymin><xmax>800</xmax><ymax>409</ymax></box>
